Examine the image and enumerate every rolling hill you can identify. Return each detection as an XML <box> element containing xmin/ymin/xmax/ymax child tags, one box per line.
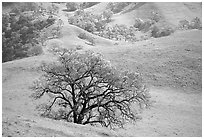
<box><xmin>2</xmin><ymin>2</ymin><xmax>202</xmax><ymax>137</ymax></box>
<box><xmin>104</xmin><ymin>2</ymin><xmax>202</xmax><ymax>27</ymax></box>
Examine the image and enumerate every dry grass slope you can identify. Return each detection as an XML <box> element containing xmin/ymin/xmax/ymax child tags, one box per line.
<box><xmin>2</xmin><ymin>2</ymin><xmax>202</xmax><ymax>137</ymax></box>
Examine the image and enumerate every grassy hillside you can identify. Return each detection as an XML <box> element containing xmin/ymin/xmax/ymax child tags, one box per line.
<box><xmin>2</xmin><ymin>29</ymin><xmax>202</xmax><ymax>137</ymax></box>
<box><xmin>89</xmin><ymin>30</ymin><xmax>202</xmax><ymax>92</ymax></box>
<box><xmin>106</xmin><ymin>2</ymin><xmax>202</xmax><ymax>27</ymax></box>
<box><xmin>2</xmin><ymin>2</ymin><xmax>202</xmax><ymax>137</ymax></box>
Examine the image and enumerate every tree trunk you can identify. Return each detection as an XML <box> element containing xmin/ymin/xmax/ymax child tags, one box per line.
<box><xmin>73</xmin><ymin>111</ymin><xmax>78</xmax><ymax>123</ymax></box>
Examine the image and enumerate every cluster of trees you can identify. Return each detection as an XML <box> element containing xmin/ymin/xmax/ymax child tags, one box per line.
<box><xmin>134</xmin><ymin>16</ymin><xmax>174</xmax><ymax>38</ymax></box>
<box><xmin>9</xmin><ymin>2</ymin><xmax>40</xmax><ymax>14</ymax></box>
<box><xmin>68</xmin><ymin>9</ymin><xmax>113</xmax><ymax>33</ymax></box>
<box><xmin>2</xmin><ymin>6</ymin><xmax>56</xmax><ymax>62</ymax></box>
<box><xmin>178</xmin><ymin>17</ymin><xmax>202</xmax><ymax>30</ymax></box>
<box><xmin>94</xmin><ymin>25</ymin><xmax>139</xmax><ymax>42</ymax></box>
<box><xmin>31</xmin><ymin>47</ymin><xmax>150</xmax><ymax>128</ymax></box>
<box><xmin>8</xmin><ymin>2</ymin><xmax>59</xmax><ymax>19</ymax></box>
<box><xmin>69</xmin><ymin>9</ymin><xmax>174</xmax><ymax>42</ymax></box>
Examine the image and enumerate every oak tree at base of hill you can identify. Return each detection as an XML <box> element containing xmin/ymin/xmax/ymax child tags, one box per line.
<box><xmin>31</xmin><ymin>48</ymin><xmax>150</xmax><ymax>128</ymax></box>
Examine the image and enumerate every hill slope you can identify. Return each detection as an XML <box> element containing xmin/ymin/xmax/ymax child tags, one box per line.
<box><xmin>2</xmin><ymin>2</ymin><xmax>202</xmax><ymax>137</ymax></box>
<box><xmin>106</xmin><ymin>2</ymin><xmax>202</xmax><ymax>27</ymax></box>
<box><xmin>2</xmin><ymin>29</ymin><xmax>202</xmax><ymax>136</ymax></box>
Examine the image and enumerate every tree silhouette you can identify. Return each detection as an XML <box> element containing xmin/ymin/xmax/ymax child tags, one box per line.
<box><xmin>31</xmin><ymin>48</ymin><xmax>150</xmax><ymax>128</ymax></box>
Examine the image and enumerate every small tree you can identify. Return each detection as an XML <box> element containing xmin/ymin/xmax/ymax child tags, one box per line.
<box><xmin>31</xmin><ymin>48</ymin><xmax>150</xmax><ymax>128</ymax></box>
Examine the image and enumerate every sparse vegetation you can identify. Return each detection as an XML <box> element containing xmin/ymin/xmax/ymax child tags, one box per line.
<box><xmin>178</xmin><ymin>17</ymin><xmax>202</xmax><ymax>30</ymax></box>
<box><xmin>96</xmin><ymin>25</ymin><xmax>139</xmax><ymax>42</ymax></box>
<box><xmin>31</xmin><ymin>48</ymin><xmax>150</xmax><ymax>128</ymax></box>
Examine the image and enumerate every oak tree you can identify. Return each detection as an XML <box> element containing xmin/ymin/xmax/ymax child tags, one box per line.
<box><xmin>31</xmin><ymin>48</ymin><xmax>150</xmax><ymax>128</ymax></box>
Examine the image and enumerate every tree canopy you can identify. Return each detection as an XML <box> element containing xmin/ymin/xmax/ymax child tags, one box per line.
<box><xmin>31</xmin><ymin>48</ymin><xmax>150</xmax><ymax>128</ymax></box>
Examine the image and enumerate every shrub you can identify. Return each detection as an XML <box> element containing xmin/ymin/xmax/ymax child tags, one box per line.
<box><xmin>31</xmin><ymin>48</ymin><xmax>150</xmax><ymax>128</ymax></box>
<box><xmin>78</xmin><ymin>32</ymin><xmax>87</xmax><ymax>40</ymax></box>
<box><xmin>75</xmin><ymin>45</ymin><xmax>83</xmax><ymax>50</ymax></box>
<box><xmin>134</xmin><ymin>18</ymin><xmax>144</xmax><ymax>29</ymax></box>
<box><xmin>134</xmin><ymin>18</ymin><xmax>155</xmax><ymax>32</ymax></box>
<box><xmin>151</xmin><ymin>25</ymin><xmax>174</xmax><ymax>38</ymax></box>
<box><xmin>78</xmin><ymin>33</ymin><xmax>95</xmax><ymax>45</ymax></box>
<box><xmin>151</xmin><ymin>25</ymin><xmax>160</xmax><ymax>37</ymax></box>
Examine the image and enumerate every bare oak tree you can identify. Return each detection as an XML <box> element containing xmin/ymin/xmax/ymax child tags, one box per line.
<box><xmin>31</xmin><ymin>48</ymin><xmax>150</xmax><ymax>128</ymax></box>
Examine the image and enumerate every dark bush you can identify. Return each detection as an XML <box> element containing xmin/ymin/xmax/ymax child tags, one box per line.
<box><xmin>151</xmin><ymin>25</ymin><xmax>174</xmax><ymax>38</ymax></box>
<box><xmin>134</xmin><ymin>18</ymin><xmax>155</xmax><ymax>32</ymax></box>
<box><xmin>78</xmin><ymin>33</ymin><xmax>95</xmax><ymax>45</ymax></box>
